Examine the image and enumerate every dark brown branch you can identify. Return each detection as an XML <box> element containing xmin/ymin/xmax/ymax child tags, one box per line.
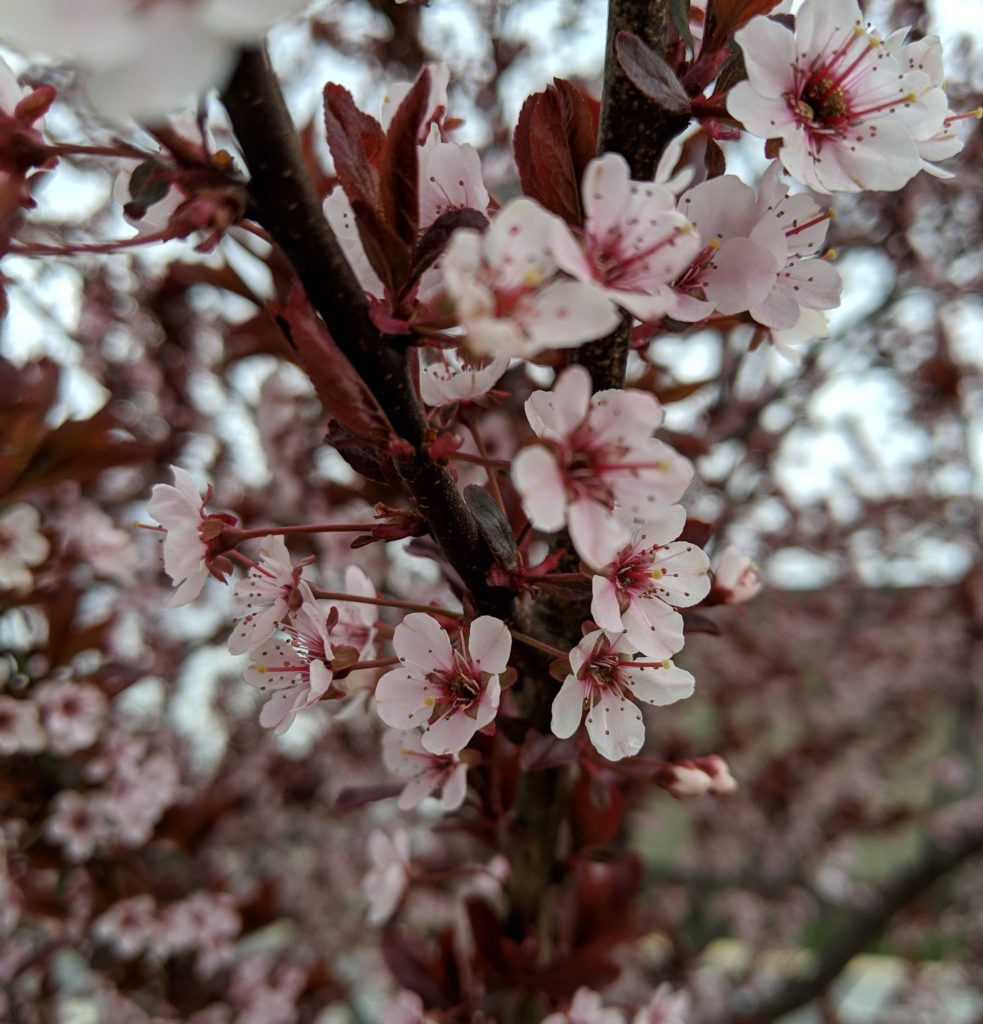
<box><xmin>731</xmin><ymin>822</ymin><xmax>983</xmax><ymax>1023</ymax></box>
<box><xmin>220</xmin><ymin>48</ymin><xmax>510</xmax><ymax>617</ymax></box>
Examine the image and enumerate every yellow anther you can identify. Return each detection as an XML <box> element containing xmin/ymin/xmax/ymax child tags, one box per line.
<box><xmin>660</xmin><ymin>659</ymin><xmax>671</xmax><ymax>670</ymax></box>
<box><xmin>256</xmin><ymin>665</ymin><xmax>267</xmax><ymax>674</ymax></box>
<box><xmin>823</xmin><ymin>247</ymin><xmax>838</xmax><ymax>260</ymax></box>
<box><xmin>651</xmin><ymin>568</ymin><xmax>664</xmax><ymax>579</ymax></box>
<box><xmin>709</xmin><ymin>238</ymin><xmax>722</xmax><ymax>250</ymax></box>
<box><xmin>424</xmin><ymin>695</ymin><xmax>436</xmax><ymax>706</ymax></box>
<box><xmin>826</xmin><ymin>207</ymin><xmax>836</xmax><ymax>219</ymax></box>
<box><xmin>975</xmin><ymin>107</ymin><xmax>983</xmax><ymax>120</ymax></box>
<box><xmin>522</xmin><ymin>269</ymin><xmax>544</xmax><ymax>288</ymax></box>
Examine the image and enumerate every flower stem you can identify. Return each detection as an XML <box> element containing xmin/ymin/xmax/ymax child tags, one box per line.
<box><xmin>449</xmin><ymin>451</ymin><xmax>511</xmax><ymax>471</ymax></box>
<box><xmin>237</xmin><ymin>523</ymin><xmax>377</xmax><ymax>539</ymax></box>
<box><xmin>510</xmin><ymin>630</ymin><xmax>568</xmax><ymax>660</ymax></box>
<box><xmin>310</xmin><ymin>587</ymin><xmax>463</xmax><ymax>618</ymax></box>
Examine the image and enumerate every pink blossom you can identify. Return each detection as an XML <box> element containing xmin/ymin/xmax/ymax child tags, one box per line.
<box><xmin>551</xmin><ymin>152</ymin><xmax>701</xmax><ymax>321</ymax></box>
<box><xmin>713</xmin><ymin>547</ymin><xmax>762</xmax><ymax>604</ymax></box>
<box><xmin>0</xmin><ymin>503</ymin><xmax>49</xmax><ymax>592</ymax></box>
<box><xmin>92</xmin><ymin>895</ymin><xmax>158</xmax><ymax>960</ymax></box>
<box><xmin>229</xmin><ymin>536</ymin><xmax>311</xmax><ymax>655</ymax></box>
<box><xmin>631</xmin><ymin>983</ymin><xmax>690</xmax><ymax>1024</ymax></box>
<box><xmin>541</xmin><ymin>987</ymin><xmax>626</xmax><ymax>1024</ymax></box>
<box><xmin>104</xmin><ymin>751</ymin><xmax>181</xmax><ymax>847</ymax></box>
<box><xmin>442</xmin><ymin>198</ymin><xmax>620</xmax><ymax>358</ymax></box>
<box><xmin>34</xmin><ymin>681</ymin><xmax>107</xmax><ymax>755</ymax></box>
<box><xmin>147</xmin><ymin>465</ymin><xmax>236</xmax><ymax>607</ymax></box>
<box><xmin>375</xmin><ymin>613</ymin><xmax>510</xmax><ymax>756</ymax></box>
<box><xmin>155</xmin><ymin>892</ymin><xmax>241</xmax><ymax>975</ymax></box>
<box><xmin>323</xmin><ymin>187</ymin><xmax>386</xmax><ymax>300</ymax></box>
<box><xmin>726</xmin><ymin>0</ymin><xmax>953</xmax><ymax>193</ymax></box>
<box><xmin>418</xmin><ymin>126</ymin><xmax>490</xmax><ymax>230</ymax></box>
<box><xmin>670</xmin><ymin>166</ymin><xmax>840</xmax><ymax>328</ymax></box>
<box><xmin>382</xmin><ymin>728</ymin><xmax>468</xmax><ymax>812</ymax></box>
<box><xmin>591</xmin><ymin>505</ymin><xmax>711</xmax><ymax>660</ymax></box>
<box><xmin>512</xmin><ymin>365</ymin><xmax>693</xmax><ymax>568</ymax></box>
<box><xmin>44</xmin><ymin>790</ymin><xmax>115</xmax><ymax>861</ymax></box>
<box><xmin>419</xmin><ymin>351</ymin><xmax>509</xmax><ymax>408</ymax></box>
<box><xmin>363</xmin><ymin>828</ymin><xmax>412</xmax><ymax>925</ymax></box>
<box><xmin>0</xmin><ymin>696</ymin><xmax>46</xmax><ymax>755</ymax></box>
<box><xmin>551</xmin><ymin>630</ymin><xmax>695</xmax><ymax>762</ymax></box>
<box><xmin>322</xmin><ymin>565</ymin><xmax>379</xmax><ymax>658</ymax></box>
<box><xmin>243</xmin><ymin>595</ymin><xmax>346</xmax><ymax>733</ymax></box>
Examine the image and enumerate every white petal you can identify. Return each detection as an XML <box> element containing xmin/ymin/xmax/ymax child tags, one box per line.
<box><xmin>621</xmin><ymin>598</ymin><xmax>684</xmax><ymax>660</ymax></box>
<box><xmin>623</xmin><ymin>662</ymin><xmax>695</xmax><ymax>706</ymax></box>
<box><xmin>512</xmin><ymin>445</ymin><xmax>568</xmax><ymax>532</ymax></box>
<box><xmin>467</xmin><ymin>616</ymin><xmax>512</xmax><ymax>674</ymax></box>
<box><xmin>584</xmin><ymin>688</ymin><xmax>645</xmax><ymax>761</ymax></box>
<box><xmin>591</xmin><ymin>576</ymin><xmax>625</xmax><ymax>633</ymax></box>
<box><xmin>551</xmin><ymin>675</ymin><xmax>586</xmax><ymax>739</ymax></box>
<box><xmin>392</xmin><ymin>613</ymin><xmax>453</xmax><ymax>673</ymax></box>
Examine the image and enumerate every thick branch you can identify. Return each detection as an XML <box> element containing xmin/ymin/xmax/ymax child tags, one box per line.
<box><xmin>221</xmin><ymin>48</ymin><xmax>509</xmax><ymax>616</ymax></box>
<box><xmin>732</xmin><ymin>823</ymin><xmax>983</xmax><ymax>1023</ymax></box>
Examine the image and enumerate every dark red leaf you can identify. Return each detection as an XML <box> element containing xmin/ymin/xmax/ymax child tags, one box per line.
<box><xmin>279</xmin><ymin>284</ymin><xmax>393</xmax><ymax>443</ymax></box>
<box><xmin>537</xmin><ymin>946</ymin><xmax>621</xmax><ymax>1001</ymax></box>
<box><xmin>333</xmin><ymin>783</ymin><xmax>403</xmax><ymax>810</ymax></box>
<box><xmin>381</xmin><ymin>67</ymin><xmax>430</xmax><ymax>248</ymax></box>
<box><xmin>405</xmin><ymin>206</ymin><xmax>489</xmax><ymax>295</ymax></box>
<box><xmin>465</xmin><ymin>484</ymin><xmax>519</xmax><ymax>571</ymax></box>
<box><xmin>704</xmin><ymin>0</ymin><xmax>783</xmax><ymax>52</ymax></box>
<box><xmin>322</xmin><ymin>83</ymin><xmax>384</xmax><ymax>213</ymax></box>
<box><xmin>514</xmin><ymin>79</ymin><xmax>599</xmax><ymax>226</ymax></box>
<box><xmin>570</xmin><ymin>770</ymin><xmax>625</xmax><ymax>852</ymax></box>
<box><xmin>615</xmin><ymin>31</ymin><xmax>691</xmax><ymax>114</ymax></box>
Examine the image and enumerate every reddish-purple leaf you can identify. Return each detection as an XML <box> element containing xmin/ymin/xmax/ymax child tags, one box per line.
<box><xmin>615</xmin><ymin>31</ymin><xmax>692</xmax><ymax>113</ymax></box>
<box><xmin>333</xmin><ymin>783</ymin><xmax>403</xmax><ymax>810</ymax></box>
<box><xmin>322</xmin><ymin>83</ymin><xmax>384</xmax><ymax>213</ymax></box>
<box><xmin>514</xmin><ymin>79</ymin><xmax>599</xmax><ymax>226</ymax></box>
<box><xmin>381</xmin><ymin>67</ymin><xmax>430</xmax><ymax>248</ymax></box>
<box><xmin>280</xmin><ymin>284</ymin><xmax>393</xmax><ymax>443</ymax></box>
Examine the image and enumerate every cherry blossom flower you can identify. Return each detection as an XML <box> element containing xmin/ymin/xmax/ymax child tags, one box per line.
<box><xmin>382</xmin><ymin>728</ymin><xmax>468</xmax><ymax>812</ymax></box>
<box><xmin>322</xmin><ymin>565</ymin><xmax>379</xmax><ymax>658</ymax></box>
<box><xmin>418</xmin><ymin>126</ymin><xmax>490</xmax><ymax>230</ymax></box>
<box><xmin>0</xmin><ymin>503</ymin><xmax>49</xmax><ymax>592</ymax></box>
<box><xmin>726</xmin><ymin>0</ymin><xmax>952</xmax><ymax>193</ymax></box>
<box><xmin>671</xmin><ymin>166</ymin><xmax>840</xmax><ymax>328</ymax></box>
<box><xmin>888</xmin><ymin>34</ymin><xmax>977</xmax><ymax>178</ymax></box>
<box><xmin>1</xmin><ymin>0</ymin><xmax>308</xmax><ymax>120</ymax></box>
<box><xmin>551</xmin><ymin>630</ymin><xmax>695</xmax><ymax>761</ymax></box>
<box><xmin>147</xmin><ymin>465</ymin><xmax>237</xmax><ymax>607</ymax></box>
<box><xmin>419</xmin><ymin>351</ymin><xmax>509</xmax><ymax>408</ymax></box>
<box><xmin>0</xmin><ymin>696</ymin><xmax>46</xmax><ymax>755</ymax></box>
<box><xmin>381</xmin><ymin>64</ymin><xmax>451</xmax><ymax>137</ymax></box>
<box><xmin>363</xmin><ymin>828</ymin><xmax>412</xmax><ymax>925</ymax></box>
<box><xmin>442</xmin><ymin>198</ymin><xmax>620</xmax><ymax>358</ymax></box>
<box><xmin>155</xmin><ymin>892</ymin><xmax>241</xmax><ymax>975</ymax></box>
<box><xmin>512</xmin><ymin>365</ymin><xmax>693</xmax><ymax>568</ymax></box>
<box><xmin>229</xmin><ymin>536</ymin><xmax>311</xmax><ymax>655</ymax></box>
<box><xmin>44</xmin><ymin>790</ymin><xmax>115</xmax><ymax>861</ymax></box>
<box><xmin>34</xmin><ymin>681</ymin><xmax>107</xmax><ymax>755</ymax></box>
<box><xmin>551</xmin><ymin>152</ymin><xmax>701</xmax><ymax>321</ymax></box>
<box><xmin>713</xmin><ymin>547</ymin><xmax>762</xmax><ymax>603</ymax></box>
<box><xmin>104</xmin><ymin>751</ymin><xmax>181</xmax><ymax>848</ymax></box>
<box><xmin>541</xmin><ymin>986</ymin><xmax>626</xmax><ymax>1024</ymax></box>
<box><xmin>631</xmin><ymin>984</ymin><xmax>690</xmax><ymax>1024</ymax></box>
<box><xmin>591</xmin><ymin>505</ymin><xmax>711</xmax><ymax>660</ymax></box>
<box><xmin>243</xmin><ymin>595</ymin><xmax>353</xmax><ymax>733</ymax></box>
<box><xmin>92</xmin><ymin>895</ymin><xmax>158</xmax><ymax>960</ymax></box>
<box><xmin>376</xmin><ymin>613</ymin><xmax>510</xmax><ymax>755</ymax></box>
<box><xmin>663</xmin><ymin>764</ymin><xmax>713</xmax><ymax>798</ymax></box>
<box><xmin>323</xmin><ymin>187</ymin><xmax>387</xmax><ymax>300</ymax></box>
<box><xmin>57</xmin><ymin>500</ymin><xmax>138</xmax><ymax>586</ymax></box>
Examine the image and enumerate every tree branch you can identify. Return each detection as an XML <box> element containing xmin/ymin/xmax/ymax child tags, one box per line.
<box><xmin>220</xmin><ymin>48</ymin><xmax>510</xmax><ymax>617</ymax></box>
<box><xmin>731</xmin><ymin>823</ymin><xmax>983</xmax><ymax>1023</ymax></box>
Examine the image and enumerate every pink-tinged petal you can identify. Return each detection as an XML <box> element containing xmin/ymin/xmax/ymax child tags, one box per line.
<box><xmin>393</xmin><ymin>612</ymin><xmax>453</xmax><ymax>673</ymax></box>
<box><xmin>169</xmin><ymin>567</ymin><xmax>208</xmax><ymax>608</ymax></box>
<box><xmin>485</xmin><ymin>198</ymin><xmax>558</xmax><ymax>290</ymax></box>
<box><xmin>582</xmin><ymin>152</ymin><xmax>632</xmax><ymax>237</ymax></box>
<box><xmin>305</xmin><ymin>660</ymin><xmax>334</xmax><ymax>705</ymax></box>
<box><xmin>398</xmin><ymin>773</ymin><xmax>436</xmax><ymax>810</ymax></box>
<box><xmin>259</xmin><ymin>688</ymin><xmax>305</xmax><ymax>733</ymax></box>
<box><xmin>551</xmin><ymin>219</ymin><xmax>597</xmax><ymax>285</ymax></box>
<box><xmin>727</xmin><ymin>80</ymin><xmax>799</xmax><ymax>139</ymax></box>
<box><xmin>512</xmin><ymin>445</ymin><xmax>567</xmax><ymax>532</ymax></box>
<box><xmin>168</xmin><ymin>465</ymin><xmax>202</xmax><ymax>506</ymax></box>
<box><xmin>551</xmin><ymin>674</ymin><xmax>586</xmax><ymax>739</ymax></box>
<box><xmin>228</xmin><ymin>599</ymin><xmax>285</xmax><ymax>655</ymax></box>
<box><xmin>584</xmin><ymin>688</ymin><xmax>645</xmax><ymax>761</ymax></box>
<box><xmin>147</xmin><ymin>483</ymin><xmax>195</xmax><ymax>525</ymax></box>
<box><xmin>382</xmin><ymin>728</ymin><xmax>425</xmax><ymax>778</ymax></box>
<box><xmin>636</xmin><ymin>505</ymin><xmax>686</xmax><ymax>548</ymax></box>
<box><xmin>422</xmin><ymin>710</ymin><xmax>479</xmax><ymax>756</ymax></box>
<box><xmin>707</xmin><ymin>237</ymin><xmax>780</xmax><ymax>315</ymax></box>
<box><xmin>472</xmin><ymin>674</ymin><xmax>502</xmax><ymax>732</ymax></box>
<box><xmin>589</xmin><ymin>388</ymin><xmax>664</xmax><ymax>440</ymax></box>
<box><xmin>780</xmin><ymin>258</ymin><xmax>842</xmax><ymax>310</ymax></box>
<box><xmin>591</xmin><ymin>576</ymin><xmax>625</xmax><ymax>633</ymax></box>
<box><xmin>374</xmin><ymin>669</ymin><xmax>432</xmax><ymax>729</ymax></box>
<box><xmin>678</xmin><ymin>175</ymin><xmax>758</xmax><ymax>241</ymax></box>
<box><xmin>518</xmin><ymin>280</ymin><xmax>620</xmax><ymax>349</ymax></box>
<box><xmin>419</xmin><ymin>135</ymin><xmax>489</xmax><ymax>228</ymax></box>
<box><xmin>622</xmin><ymin>597</ymin><xmax>684</xmax><ymax>660</ymax></box>
<box><xmin>323</xmin><ymin>187</ymin><xmax>386</xmax><ymax>297</ymax></box>
<box><xmin>749</xmin><ymin>282</ymin><xmax>802</xmax><ymax>330</ymax></box>
<box><xmin>623</xmin><ymin>662</ymin><xmax>695</xmax><ymax>706</ymax></box>
<box><xmin>441</xmin><ymin>763</ymin><xmax>468</xmax><ymax>811</ymax></box>
<box><xmin>733</xmin><ymin>18</ymin><xmax>795</xmax><ymax>98</ymax></box>
<box><xmin>550</xmin><ymin>364</ymin><xmax>593</xmax><ymax>434</ymax></box>
<box><xmin>467</xmin><ymin>616</ymin><xmax>512</xmax><ymax>674</ymax></box>
<box><xmin>569</xmin><ymin>499</ymin><xmax>632</xmax><ymax>570</ymax></box>
<box><xmin>650</xmin><ymin>541</ymin><xmax>711</xmax><ymax>607</ymax></box>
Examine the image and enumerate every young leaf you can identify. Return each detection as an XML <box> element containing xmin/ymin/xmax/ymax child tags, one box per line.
<box><xmin>514</xmin><ymin>79</ymin><xmax>599</xmax><ymax>226</ymax></box>
<box><xmin>615</xmin><ymin>31</ymin><xmax>691</xmax><ymax>114</ymax></box>
<box><xmin>380</xmin><ymin>67</ymin><xmax>430</xmax><ymax>249</ymax></box>
<box><xmin>465</xmin><ymin>484</ymin><xmax>519</xmax><ymax>572</ymax></box>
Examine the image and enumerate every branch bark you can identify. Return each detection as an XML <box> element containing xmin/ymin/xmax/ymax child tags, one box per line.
<box><xmin>220</xmin><ymin>48</ymin><xmax>510</xmax><ymax>618</ymax></box>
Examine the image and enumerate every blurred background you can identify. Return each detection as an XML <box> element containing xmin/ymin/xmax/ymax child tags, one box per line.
<box><xmin>1</xmin><ymin>0</ymin><xmax>981</xmax><ymax>1021</ymax></box>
